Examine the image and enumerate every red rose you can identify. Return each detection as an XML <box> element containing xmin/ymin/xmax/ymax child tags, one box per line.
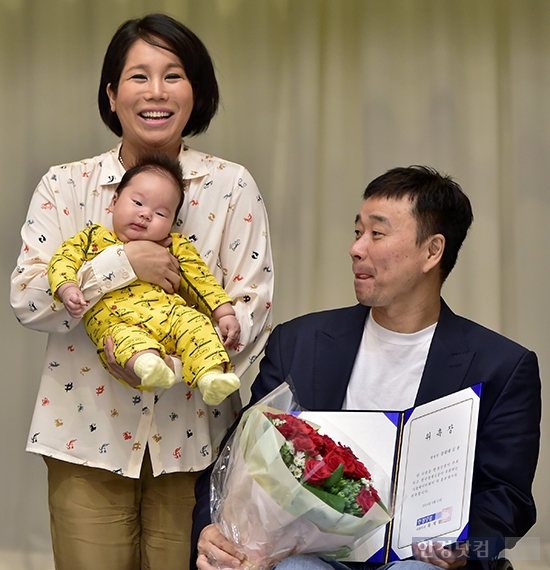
<box><xmin>307</xmin><ymin>430</ymin><xmax>326</xmax><ymax>453</ymax></box>
<box><xmin>266</xmin><ymin>411</ymin><xmax>382</xmax><ymax>518</ymax></box>
<box><xmin>304</xmin><ymin>458</ymin><xmax>333</xmax><ymax>485</ymax></box>
<box><xmin>269</xmin><ymin>414</ymin><xmax>312</xmax><ymax>440</ymax></box>
<box><xmin>322</xmin><ymin>448</ymin><xmax>347</xmax><ymax>473</ymax></box>
<box><xmin>293</xmin><ymin>435</ymin><xmax>319</xmax><ymax>455</ymax></box>
<box><xmin>357</xmin><ymin>486</ymin><xmax>380</xmax><ymax>514</ymax></box>
<box><xmin>266</xmin><ymin>414</ymin><xmax>295</xmax><ymax>439</ymax></box>
<box><xmin>338</xmin><ymin>445</ymin><xmax>372</xmax><ymax>479</ymax></box>
<box><xmin>318</xmin><ymin>434</ymin><xmax>338</xmax><ymax>456</ymax></box>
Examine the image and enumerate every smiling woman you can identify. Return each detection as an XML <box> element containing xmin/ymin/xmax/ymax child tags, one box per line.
<box><xmin>10</xmin><ymin>12</ymin><xmax>273</xmax><ymax>570</ymax></box>
<box><xmin>106</xmin><ymin>39</ymin><xmax>195</xmax><ymax>163</ymax></box>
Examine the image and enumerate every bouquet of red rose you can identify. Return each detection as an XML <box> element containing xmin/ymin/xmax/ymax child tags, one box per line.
<box><xmin>211</xmin><ymin>384</ymin><xmax>392</xmax><ymax>569</ymax></box>
<box><xmin>265</xmin><ymin>412</ymin><xmax>382</xmax><ymax>517</ymax></box>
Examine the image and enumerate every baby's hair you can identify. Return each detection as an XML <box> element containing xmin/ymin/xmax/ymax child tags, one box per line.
<box><xmin>116</xmin><ymin>152</ymin><xmax>185</xmax><ymax>220</ymax></box>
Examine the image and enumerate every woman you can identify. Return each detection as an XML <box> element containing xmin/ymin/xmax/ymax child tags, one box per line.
<box><xmin>10</xmin><ymin>13</ymin><xmax>273</xmax><ymax>570</ymax></box>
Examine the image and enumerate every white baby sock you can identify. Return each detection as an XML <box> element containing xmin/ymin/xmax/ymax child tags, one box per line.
<box><xmin>196</xmin><ymin>367</ymin><xmax>241</xmax><ymax>406</ymax></box>
<box><xmin>134</xmin><ymin>353</ymin><xmax>176</xmax><ymax>390</ymax></box>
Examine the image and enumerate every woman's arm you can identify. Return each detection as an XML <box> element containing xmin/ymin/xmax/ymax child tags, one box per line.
<box><xmin>78</xmin><ymin>238</ymin><xmax>181</xmax><ymax>308</ymax></box>
<box><xmin>10</xmin><ymin>166</ymin><xmax>136</xmax><ymax>333</ymax></box>
<box><xmin>11</xmin><ymin>163</ymin><xmax>182</xmax><ymax>334</ymax></box>
<box><xmin>215</xmin><ymin>167</ymin><xmax>274</xmax><ymax>375</ymax></box>
<box><xmin>11</xmin><ymin>170</ymin><xmax>87</xmax><ymax>333</ymax></box>
<box><xmin>124</xmin><ymin>238</ymin><xmax>181</xmax><ymax>294</ymax></box>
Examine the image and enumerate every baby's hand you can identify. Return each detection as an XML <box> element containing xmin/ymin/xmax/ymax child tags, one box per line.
<box><xmin>57</xmin><ymin>282</ymin><xmax>89</xmax><ymax>319</ymax></box>
<box><xmin>218</xmin><ymin>315</ymin><xmax>241</xmax><ymax>350</ymax></box>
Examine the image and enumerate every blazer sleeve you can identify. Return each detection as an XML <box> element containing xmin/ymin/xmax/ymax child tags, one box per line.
<box><xmin>469</xmin><ymin>349</ymin><xmax>541</xmax><ymax>550</ymax></box>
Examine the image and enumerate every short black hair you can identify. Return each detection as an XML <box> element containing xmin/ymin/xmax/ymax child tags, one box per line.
<box><xmin>116</xmin><ymin>152</ymin><xmax>185</xmax><ymax>221</ymax></box>
<box><xmin>98</xmin><ymin>13</ymin><xmax>219</xmax><ymax>138</ymax></box>
<box><xmin>363</xmin><ymin>165</ymin><xmax>473</xmax><ymax>282</ymax></box>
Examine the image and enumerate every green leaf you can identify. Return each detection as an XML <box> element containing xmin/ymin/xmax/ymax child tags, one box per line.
<box><xmin>323</xmin><ymin>463</ymin><xmax>344</xmax><ymax>489</ymax></box>
<box><xmin>303</xmin><ymin>483</ymin><xmax>346</xmax><ymax>512</ymax></box>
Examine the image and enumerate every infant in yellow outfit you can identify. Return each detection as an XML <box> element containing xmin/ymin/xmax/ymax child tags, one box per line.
<box><xmin>48</xmin><ymin>153</ymin><xmax>240</xmax><ymax>406</ymax></box>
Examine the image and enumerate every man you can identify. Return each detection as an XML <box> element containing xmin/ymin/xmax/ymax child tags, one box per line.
<box><xmin>193</xmin><ymin>166</ymin><xmax>541</xmax><ymax>570</ymax></box>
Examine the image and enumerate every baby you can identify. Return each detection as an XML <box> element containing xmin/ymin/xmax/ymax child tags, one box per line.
<box><xmin>48</xmin><ymin>152</ymin><xmax>240</xmax><ymax>406</ymax></box>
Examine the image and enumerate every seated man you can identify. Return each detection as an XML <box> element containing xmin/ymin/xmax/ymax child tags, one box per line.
<box><xmin>192</xmin><ymin>166</ymin><xmax>541</xmax><ymax>570</ymax></box>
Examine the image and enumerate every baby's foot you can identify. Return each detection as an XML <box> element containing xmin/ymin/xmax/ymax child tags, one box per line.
<box><xmin>134</xmin><ymin>353</ymin><xmax>175</xmax><ymax>389</ymax></box>
<box><xmin>197</xmin><ymin>368</ymin><xmax>240</xmax><ymax>406</ymax></box>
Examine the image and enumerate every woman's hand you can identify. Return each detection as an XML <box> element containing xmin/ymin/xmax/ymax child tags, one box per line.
<box><xmin>196</xmin><ymin>524</ymin><xmax>245</xmax><ymax>570</ymax></box>
<box><xmin>412</xmin><ymin>541</ymin><xmax>468</xmax><ymax>569</ymax></box>
<box><xmin>124</xmin><ymin>238</ymin><xmax>181</xmax><ymax>294</ymax></box>
<box><xmin>104</xmin><ymin>337</ymin><xmax>177</xmax><ymax>389</ymax></box>
<box><xmin>104</xmin><ymin>336</ymin><xmax>142</xmax><ymax>388</ymax></box>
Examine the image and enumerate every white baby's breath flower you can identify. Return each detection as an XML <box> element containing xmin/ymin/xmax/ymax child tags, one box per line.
<box><xmin>360</xmin><ymin>477</ymin><xmax>373</xmax><ymax>488</ymax></box>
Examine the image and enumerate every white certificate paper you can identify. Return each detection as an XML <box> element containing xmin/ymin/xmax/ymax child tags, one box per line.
<box><xmin>392</xmin><ymin>388</ymin><xmax>479</xmax><ymax>559</ymax></box>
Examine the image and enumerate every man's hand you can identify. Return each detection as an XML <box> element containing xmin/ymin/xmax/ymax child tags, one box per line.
<box><xmin>196</xmin><ymin>524</ymin><xmax>245</xmax><ymax>570</ymax></box>
<box><xmin>412</xmin><ymin>541</ymin><xmax>468</xmax><ymax>569</ymax></box>
<box><xmin>57</xmin><ymin>282</ymin><xmax>89</xmax><ymax>319</ymax></box>
<box><xmin>124</xmin><ymin>238</ymin><xmax>180</xmax><ymax>294</ymax></box>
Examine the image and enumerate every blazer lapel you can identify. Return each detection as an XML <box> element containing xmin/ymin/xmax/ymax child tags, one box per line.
<box><xmin>312</xmin><ymin>304</ymin><xmax>369</xmax><ymax>410</ymax></box>
<box><xmin>415</xmin><ymin>299</ymin><xmax>476</xmax><ymax>406</ymax></box>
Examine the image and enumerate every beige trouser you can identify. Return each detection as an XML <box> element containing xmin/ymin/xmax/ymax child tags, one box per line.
<box><xmin>44</xmin><ymin>453</ymin><xmax>200</xmax><ymax>570</ymax></box>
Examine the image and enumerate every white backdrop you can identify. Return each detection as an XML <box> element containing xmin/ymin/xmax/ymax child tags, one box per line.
<box><xmin>1</xmin><ymin>1</ymin><xmax>548</xmax><ymax>568</ymax></box>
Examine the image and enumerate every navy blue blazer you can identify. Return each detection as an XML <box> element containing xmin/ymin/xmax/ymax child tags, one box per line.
<box><xmin>192</xmin><ymin>299</ymin><xmax>540</xmax><ymax>565</ymax></box>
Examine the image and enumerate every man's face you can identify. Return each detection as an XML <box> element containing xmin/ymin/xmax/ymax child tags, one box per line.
<box><xmin>350</xmin><ymin>196</ymin><xmax>434</xmax><ymax>311</ymax></box>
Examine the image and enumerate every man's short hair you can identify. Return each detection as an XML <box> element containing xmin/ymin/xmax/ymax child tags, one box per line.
<box><xmin>363</xmin><ymin>165</ymin><xmax>473</xmax><ymax>282</ymax></box>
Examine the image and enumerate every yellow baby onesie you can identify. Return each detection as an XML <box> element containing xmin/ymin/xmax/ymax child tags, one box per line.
<box><xmin>48</xmin><ymin>224</ymin><xmax>233</xmax><ymax>389</ymax></box>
